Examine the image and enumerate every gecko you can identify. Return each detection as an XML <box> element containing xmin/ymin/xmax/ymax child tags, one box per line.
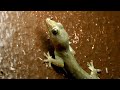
<box><xmin>43</xmin><ymin>18</ymin><xmax>101</xmax><ymax>79</ymax></box>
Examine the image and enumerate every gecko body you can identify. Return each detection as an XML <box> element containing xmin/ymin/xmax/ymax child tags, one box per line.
<box><xmin>44</xmin><ymin>18</ymin><xmax>101</xmax><ymax>79</ymax></box>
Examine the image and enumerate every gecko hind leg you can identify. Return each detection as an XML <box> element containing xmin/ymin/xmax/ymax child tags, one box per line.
<box><xmin>87</xmin><ymin>60</ymin><xmax>101</xmax><ymax>79</ymax></box>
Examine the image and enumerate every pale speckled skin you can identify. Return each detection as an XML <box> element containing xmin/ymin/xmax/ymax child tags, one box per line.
<box><xmin>44</xmin><ymin>18</ymin><xmax>101</xmax><ymax>79</ymax></box>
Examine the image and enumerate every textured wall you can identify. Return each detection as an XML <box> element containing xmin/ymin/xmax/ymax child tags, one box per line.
<box><xmin>0</xmin><ymin>11</ymin><xmax>120</xmax><ymax>79</ymax></box>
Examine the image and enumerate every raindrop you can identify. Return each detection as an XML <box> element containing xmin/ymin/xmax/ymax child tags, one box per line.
<box><xmin>99</xmin><ymin>58</ymin><xmax>102</xmax><ymax>61</ymax></box>
<box><xmin>0</xmin><ymin>57</ymin><xmax>3</xmax><ymax>63</ymax></box>
<box><xmin>94</xmin><ymin>39</ymin><xmax>96</xmax><ymax>42</ymax></box>
<box><xmin>38</xmin><ymin>57</ymin><xmax>43</xmax><ymax>61</ymax></box>
<box><xmin>92</xmin><ymin>45</ymin><xmax>94</xmax><ymax>49</ymax></box>
<box><xmin>105</xmin><ymin>67</ymin><xmax>108</xmax><ymax>73</ymax></box>
<box><xmin>108</xmin><ymin>57</ymin><xmax>110</xmax><ymax>60</ymax></box>
<box><xmin>46</xmin><ymin>64</ymin><xmax>49</xmax><ymax>68</ymax></box>
<box><xmin>80</xmin><ymin>29</ymin><xmax>82</xmax><ymax>32</ymax></box>
<box><xmin>22</xmin><ymin>50</ymin><xmax>26</xmax><ymax>55</ymax></box>
<box><xmin>86</xmin><ymin>38</ymin><xmax>89</xmax><ymax>42</ymax></box>
<box><xmin>46</xmin><ymin>77</ymin><xmax>49</xmax><ymax>79</ymax></box>
<box><xmin>108</xmin><ymin>21</ymin><xmax>110</xmax><ymax>24</ymax></box>
<box><xmin>9</xmin><ymin>67</ymin><xmax>15</xmax><ymax>71</ymax></box>
<box><xmin>75</xmin><ymin>47</ymin><xmax>78</xmax><ymax>49</ymax></box>
<box><xmin>0</xmin><ymin>41</ymin><xmax>4</xmax><ymax>48</ymax></box>
<box><xmin>117</xmin><ymin>26</ymin><xmax>119</xmax><ymax>29</ymax></box>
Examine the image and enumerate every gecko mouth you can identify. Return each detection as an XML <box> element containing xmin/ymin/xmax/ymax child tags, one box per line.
<box><xmin>45</xmin><ymin>18</ymin><xmax>57</xmax><ymax>31</ymax></box>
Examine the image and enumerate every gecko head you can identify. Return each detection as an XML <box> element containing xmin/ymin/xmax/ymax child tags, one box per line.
<box><xmin>45</xmin><ymin>18</ymin><xmax>69</xmax><ymax>50</ymax></box>
<box><xmin>45</xmin><ymin>18</ymin><xmax>64</xmax><ymax>33</ymax></box>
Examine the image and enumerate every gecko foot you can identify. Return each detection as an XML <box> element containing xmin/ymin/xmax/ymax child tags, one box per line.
<box><xmin>43</xmin><ymin>52</ymin><xmax>53</xmax><ymax>67</ymax></box>
<box><xmin>87</xmin><ymin>60</ymin><xmax>101</xmax><ymax>78</ymax></box>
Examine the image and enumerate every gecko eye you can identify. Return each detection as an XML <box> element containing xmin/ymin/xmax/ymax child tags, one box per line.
<box><xmin>52</xmin><ymin>28</ymin><xmax>58</xmax><ymax>35</ymax></box>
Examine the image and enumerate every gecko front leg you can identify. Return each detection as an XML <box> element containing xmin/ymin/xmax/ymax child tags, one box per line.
<box><xmin>69</xmin><ymin>41</ymin><xmax>76</xmax><ymax>55</ymax></box>
<box><xmin>43</xmin><ymin>52</ymin><xmax>64</xmax><ymax>68</ymax></box>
